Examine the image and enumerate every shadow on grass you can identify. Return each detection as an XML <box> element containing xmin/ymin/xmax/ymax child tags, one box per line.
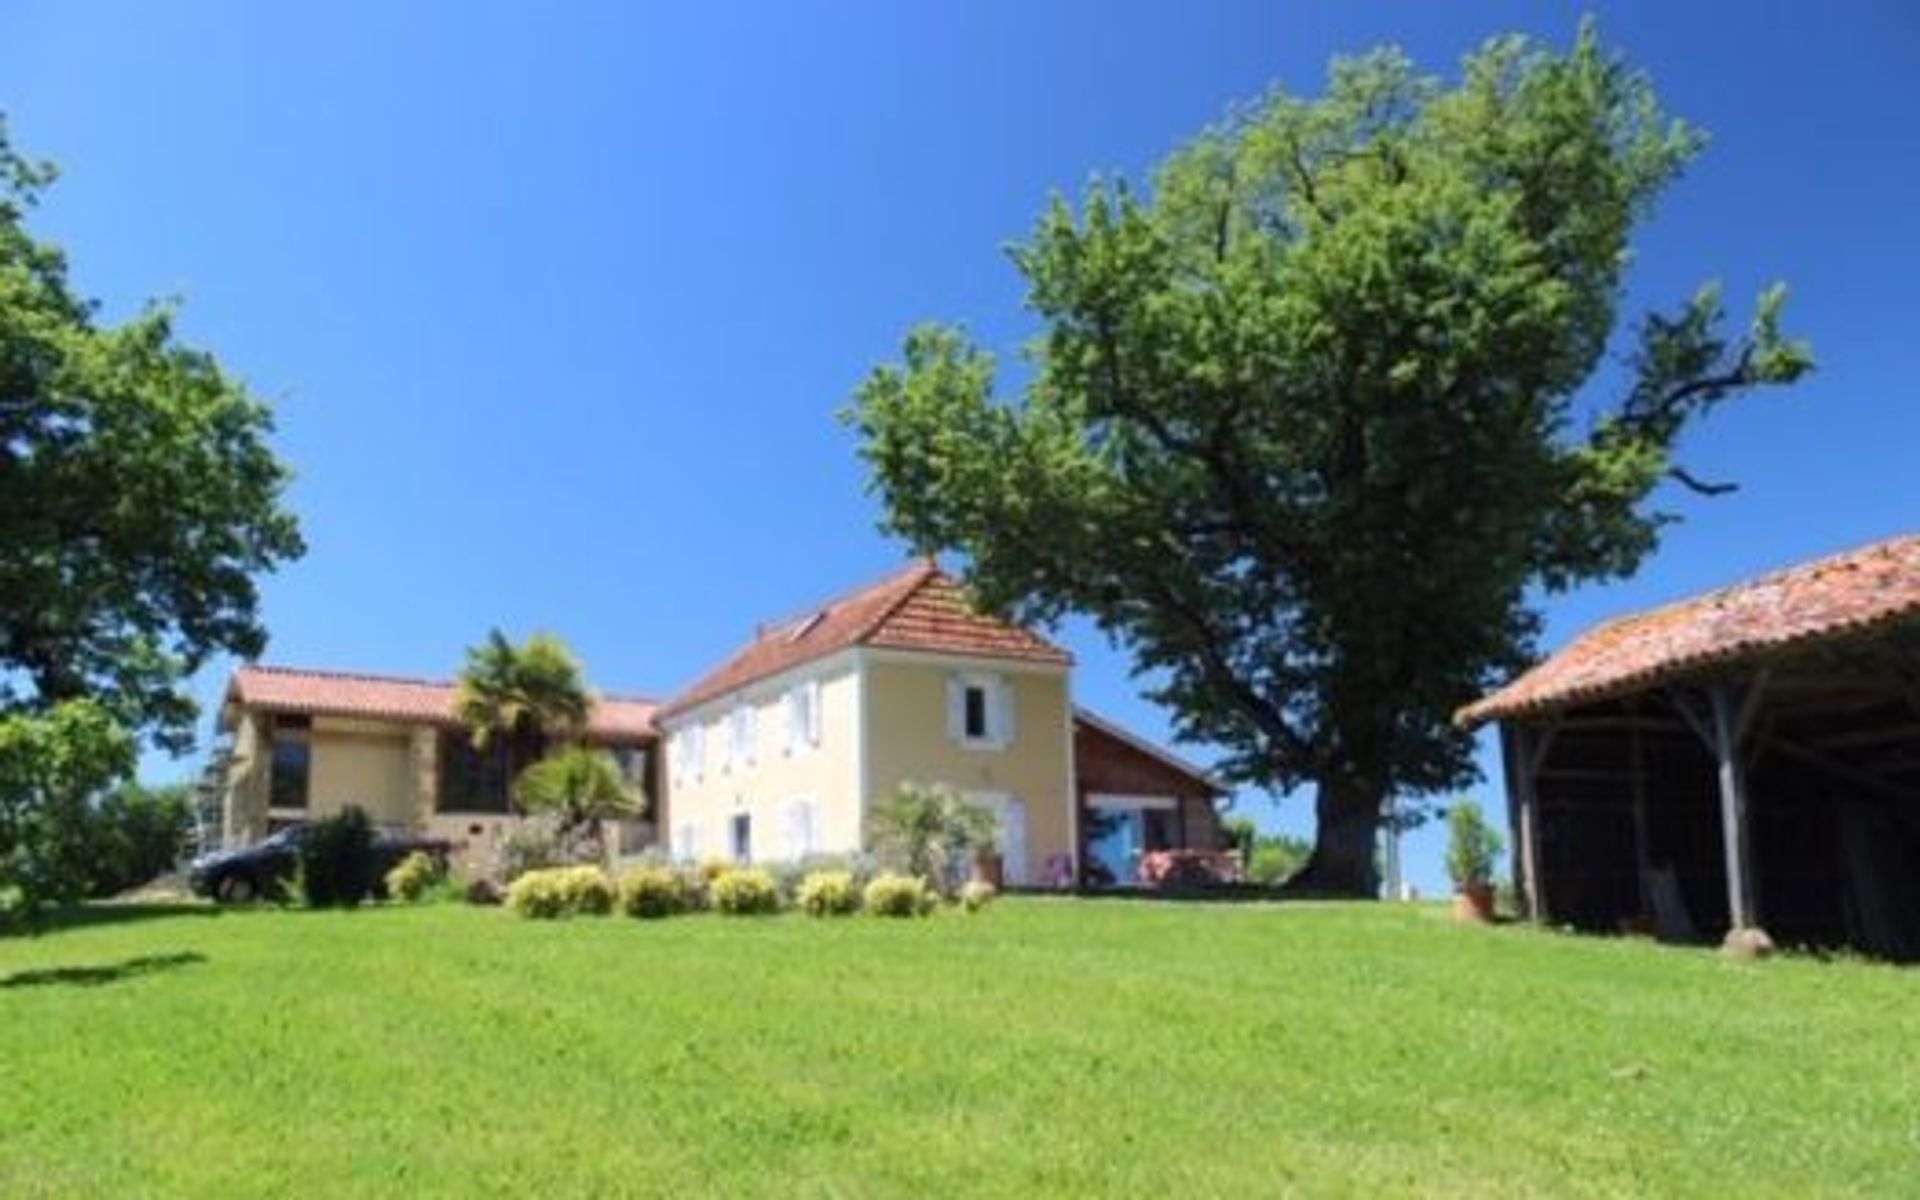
<box><xmin>14</xmin><ymin>902</ymin><xmax>226</xmax><ymax>937</ymax></box>
<box><xmin>0</xmin><ymin>950</ymin><xmax>207</xmax><ymax>990</ymax></box>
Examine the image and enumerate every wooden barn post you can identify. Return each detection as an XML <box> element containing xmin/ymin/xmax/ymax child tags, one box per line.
<box><xmin>1705</xmin><ymin>673</ymin><xmax>1771</xmax><ymax>953</ymax></box>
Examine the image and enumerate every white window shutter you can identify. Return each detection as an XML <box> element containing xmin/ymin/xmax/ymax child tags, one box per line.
<box><xmin>805</xmin><ymin>681</ymin><xmax>822</xmax><ymax>746</ymax></box>
<box><xmin>995</xmin><ymin>678</ymin><xmax>1016</xmax><ymax>748</ymax></box>
<box><xmin>947</xmin><ymin>675</ymin><xmax>965</xmax><ymax>743</ymax></box>
<box><xmin>744</xmin><ymin>706</ymin><xmax>757</xmax><ymax>765</ymax></box>
<box><xmin>783</xmin><ymin>798</ymin><xmax>812</xmax><ymax>857</ymax></box>
<box><xmin>783</xmin><ymin>690</ymin><xmax>798</xmax><ymax>756</ymax></box>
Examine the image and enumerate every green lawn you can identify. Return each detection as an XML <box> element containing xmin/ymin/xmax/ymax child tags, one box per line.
<box><xmin>2</xmin><ymin>898</ymin><xmax>1915</xmax><ymax>1197</ymax></box>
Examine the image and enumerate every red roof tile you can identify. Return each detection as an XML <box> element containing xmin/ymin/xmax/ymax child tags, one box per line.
<box><xmin>1457</xmin><ymin>533</ymin><xmax>1920</xmax><ymax>728</ymax></box>
<box><xmin>656</xmin><ymin>560</ymin><xmax>1072</xmax><ymax>720</ymax></box>
<box><xmin>225</xmin><ymin>665</ymin><xmax>658</xmax><ymax>741</ymax></box>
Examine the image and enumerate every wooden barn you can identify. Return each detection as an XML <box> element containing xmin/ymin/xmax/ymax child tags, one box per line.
<box><xmin>1457</xmin><ymin>534</ymin><xmax>1920</xmax><ymax>960</ymax></box>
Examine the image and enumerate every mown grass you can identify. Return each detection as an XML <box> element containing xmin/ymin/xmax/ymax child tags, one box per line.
<box><xmin>2</xmin><ymin>898</ymin><xmax>1915</xmax><ymax>1197</ymax></box>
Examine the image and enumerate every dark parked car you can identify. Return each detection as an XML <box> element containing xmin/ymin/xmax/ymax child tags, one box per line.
<box><xmin>189</xmin><ymin>823</ymin><xmax>452</xmax><ymax>903</ymax></box>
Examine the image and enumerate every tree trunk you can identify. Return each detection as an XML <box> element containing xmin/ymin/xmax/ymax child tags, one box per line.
<box><xmin>1284</xmin><ymin>776</ymin><xmax>1383</xmax><ymax>897</ymax></box>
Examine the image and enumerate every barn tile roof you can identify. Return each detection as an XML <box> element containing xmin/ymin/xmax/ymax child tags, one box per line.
<box><xmin>1457</xmin><ymin>533</ymin><xmax>1920</xmax><ymax>729</ymax></box>
<box><xmin>224</xmin><ymin>665</ymin><xmax>658</xmax><ymax>741</ymax></box>
<box><xmin>656</xmin><ymin>560</ymin><xmax>1072</xmax><ymax>720</ymax></box>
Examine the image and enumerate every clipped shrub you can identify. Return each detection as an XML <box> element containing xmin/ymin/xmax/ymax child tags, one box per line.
<box><xmin>797</xmin><ymin>851</ymin><xmax>880</xmax><ymax>887</ymax></box>
<box><xmin>797</xmin><ymin>870</ymin><xmax>861</xmax><ymax>918</ymax></box>
<box><xmin>695</xmin><ymin>857</ymin><xmax>734</xmax><ymax>885</ymax></box>
<box><xmin>496</xmin><ymin>817</ymin><xmax>569</xmax><ymax>882</ymax></box>
<box><xmin>617</xmin><ymin>866</ymin><xmax>688</xmax><ymax>919</ymax></box>
<box><xmin>864</xmin><ymin>872</ymin><xmax>936</xmax><ymax>918</ymax></box>
<box><xmin>505</xmin><ymin>865</ymin><xmax>613</xmax><ymax>918</ymax></box>
<box><xmin>710</xmin><ymin>867</ymin><xmax>780</xmax><ymax>915</ymax></box>
<box><xmin>558</xmin><ymin>865</ymin><xmax>614</xmax><ymax>915</ymax></box>
<box><xmin>959</xmin><ymin>879</ymin><xmax>997</xmax><ymax>912</ymax></box>
<box><xmin>298</xmin><ymin>806</ymin><xmax>377</xmax><ymax>908</ymax></box>
<box><xmin>384</xmin><ymin>851</ymin><xmax>443</xmax><ymax>903</ymax></box>
<box><xmin>466</xmin><ymin>877</ymin><xmax>505</xmax><ymax>906</ymax></box>
<box><xmin>675</xmin><ymin>865</ymin><xmax>712</xmax><ymax>911</ymax></box>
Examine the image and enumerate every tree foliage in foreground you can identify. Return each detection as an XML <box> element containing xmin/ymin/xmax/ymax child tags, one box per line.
<box><xmin>0</xmin><ymin>702</ymin><xmax>136</xmax><ymax>922</ymax></box>
<box><xmin>845</xmin><ymin>24</ymin><xmax>1811</xmax><ymax>894</ymax></box>
<box><xmin>0</xmin><ymin>118</ymin><xmax>304</xmax><ymax>754</ymax></box>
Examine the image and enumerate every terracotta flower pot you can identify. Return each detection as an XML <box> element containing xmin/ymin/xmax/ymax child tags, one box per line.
<box><xmin>972</xmin><ymin>852</ymin><xmax>1004</xmax><ymax>890</ymax></box>
<box><xmin>1453</xmin><ymin>880</ymin><xmax>1495</xmax><ymax>923</ymax></box>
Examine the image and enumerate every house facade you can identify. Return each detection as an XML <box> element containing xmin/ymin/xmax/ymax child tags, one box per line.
<box><xmin>216</xmin><ymin>667</ymin><xmax>657</xmax><ymax>873</ymax></box>
<box><xmin>653</xmin><ymin>562</ymin><xmax>1079</xmax><ymax>885</ymax></box>
<box><xmin>213</xmin><ymin>560</ymin><xmax>1225</xmax><ymax>884</ymax></box>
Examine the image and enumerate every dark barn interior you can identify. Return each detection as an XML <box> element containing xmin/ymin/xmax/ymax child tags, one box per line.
<box><xmin>1461</xmin><ymin>536</ymin><xmax>1920</xmax><ymax>962</ymax></box>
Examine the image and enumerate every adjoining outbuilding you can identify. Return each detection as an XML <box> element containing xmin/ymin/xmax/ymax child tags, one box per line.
<box><xmin>1458</xmin><ymin>534</ymin><xmax>1920</xmax><ymax>960</ymax></box>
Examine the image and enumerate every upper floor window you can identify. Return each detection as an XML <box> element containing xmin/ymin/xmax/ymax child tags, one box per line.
<box><xmin>727</xmin><ymin>705</ymin><xmax>755</xmax><ymax>770</ymax></box>
<box><xmin>948</xmin><ymin>673</ymin><xmax>1013</xmax><ymax>750</ymax></box>
<box><xmin>685</xmin><ymin>725</ymin><xmax>705</xmax><ymax>783</ymax></box>
<box><xmin>785</xmin><ymin>680</ymin><xmax>821</xmax><ymax>755</ymax></box>
<box><xmin>964</xmin><ymin>685</ymin><xmax>989</xmax><ymax>741</ymax></box>
<box><xmin>269</xmin><ymin>729</ymin><xmax>310</xmax><ymax>809</ymax></box>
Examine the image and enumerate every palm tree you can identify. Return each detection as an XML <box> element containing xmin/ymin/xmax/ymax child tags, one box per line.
<box><xmin>514</xmin><ymin>746</ymin><xmax>637</xmax><ymax>853</ymax></box>
<box><xmin>454</xmin><ymin>629</ymin><xmax>593</xmax><ymax>750</ymax></box>
<box><xmin>865</xmin><ymin>781</ymin><xmax>997</xmax><ymax>891</ymax></box>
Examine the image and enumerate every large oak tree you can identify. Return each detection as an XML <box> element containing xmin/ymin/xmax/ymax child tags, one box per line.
<box><xmin>0</xmin><ymin>118</ymin><xmax>304</xmax><ymax>753</ymax></box>
<box><xmin>844</xmin><ymin>25</ymin><xmax>1811</xmax><ymax>894</ymax></box>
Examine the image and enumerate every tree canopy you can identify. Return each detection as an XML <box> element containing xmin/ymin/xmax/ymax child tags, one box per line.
<box><xmin>844</xmin><ymin>24</ymin><xmax>1811</xmax><ymax>894</ymax></box>
<box><xmin>0</xmin><ymin>118</ymin><xmax>304</xmax><ymax>753</ymax></box>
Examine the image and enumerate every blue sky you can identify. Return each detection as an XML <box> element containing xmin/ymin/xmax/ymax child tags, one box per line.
<box><xmin>5</xmin><ymin>2</ymin><xmax>1916</xmax><ymax>893</ymax></box>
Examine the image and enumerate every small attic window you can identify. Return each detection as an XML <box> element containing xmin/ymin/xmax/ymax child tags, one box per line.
<box><xmin>788</xmin><ymin>611</ymin><xmax>826</xmax><ymax>642</ymax></box>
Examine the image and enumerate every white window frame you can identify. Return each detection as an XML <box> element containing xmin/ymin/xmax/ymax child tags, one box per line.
<box><xmin>949</xmin><ymin>671</ymin><xmax>1012</xmax><ymax>751</ymax></box>
<box><xmin>726</xmin><ymin>703</ymin><xmax>756</xmax><ymax>772</ymax></box>
<box><xmin>785</xmin><ymin>679</ymin><xmax>822</xmax><ymax>756</ymax></box>
<box><xmin>782</xmin><ymin>795</ymin><xmax>818</xmax><ymax>859</ymax></box>
<box><xmin>684</xmin><ymin>725</ymin><xmax>705</xmax><ymax>784</ymax></box>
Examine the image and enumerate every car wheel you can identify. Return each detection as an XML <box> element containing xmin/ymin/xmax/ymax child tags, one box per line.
<box><xmin>216</xmin><ymin>874</ymin><xmax>257</xmax><ymax>904</ymax></box>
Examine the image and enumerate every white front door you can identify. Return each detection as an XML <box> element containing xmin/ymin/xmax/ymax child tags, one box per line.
<box><xmin>971</xmin><ymin>792</ymin><xmax>1028</xmax><ymax>886</ymax></box>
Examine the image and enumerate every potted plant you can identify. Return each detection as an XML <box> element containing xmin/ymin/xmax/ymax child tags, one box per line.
<box><xmin>1445</xmin><ymin>800</ymin><xmax>1503</xmax><ymax>923</ymax></box>
<box><xmin>970</xmin><ymin>831</ymin><xmax>1003</xmax><ymax>890</ymax></box>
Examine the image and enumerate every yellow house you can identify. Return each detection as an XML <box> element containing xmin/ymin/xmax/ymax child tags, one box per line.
<box><xmin>215</xmin><ymin>667</ymin><xmax>657</xmax><ymax>876</ymax></box>
<box><xmin>654</xmin><ymin>561</ymin><xmax>1081</xmax><ymax>885</ymax></box>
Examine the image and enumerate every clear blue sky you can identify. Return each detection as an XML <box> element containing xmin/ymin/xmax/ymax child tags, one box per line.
<box><xmin>5</xmin><ymin>2</ymin><xmax>1916</xmax><ymax>893</ymax></box>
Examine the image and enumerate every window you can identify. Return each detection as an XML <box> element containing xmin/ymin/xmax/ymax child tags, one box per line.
<box><xmin>964</xmin><ymin>685</ymin><xmax>989</xmax><ymax>741</ymax></box>
<box><xmin>785</xmin><ymin>680</ymin><xmax>821</xmax><ymax>755</ymax></box>
<box><xmin>269</xmin><ymin>733</ymin><xmax>310</xmax><ymax>809</ymax></box>
<box><xmin>949</xmin><ymin>673</ymin><xmax>1013</xmax><ymax>749</ymax></box>
<box><xmin>730</xmin><ymin>812</ymin><xmax>752</xmax><ymax>863</ymax></box>
<box><xmin>685</xmin><ymin>725</ymin><xmax>704</xmax><ymax>783</ymax></box>
<box><xmin>437</xmin><ymin>727</ymin><xmax>543</xmax><ymax>814</ymax></box>
<box><xmin>727</xmin><ymin>705</ymin><xmax>755</xmax><ymax>770</ymax></box>
<box><xmin>782</xmin><ymin>797</ymin><xmax>817</xmax><ymax>858</ymax></box>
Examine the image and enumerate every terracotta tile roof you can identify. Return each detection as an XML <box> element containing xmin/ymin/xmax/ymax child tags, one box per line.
<box><xmin>1457</xmin><ymin>533</ymin><xmax>1920</xmax><ymax>729</ymax></box>
<box><xmin>656</xmin><ymin>560</ymin><xmax>1072</xmax><ymax>720</ymax></box>
<box><xmin>224</xmin><ymin>665</ymin><xmax>658</xmax><ymax>741</ymax></box>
